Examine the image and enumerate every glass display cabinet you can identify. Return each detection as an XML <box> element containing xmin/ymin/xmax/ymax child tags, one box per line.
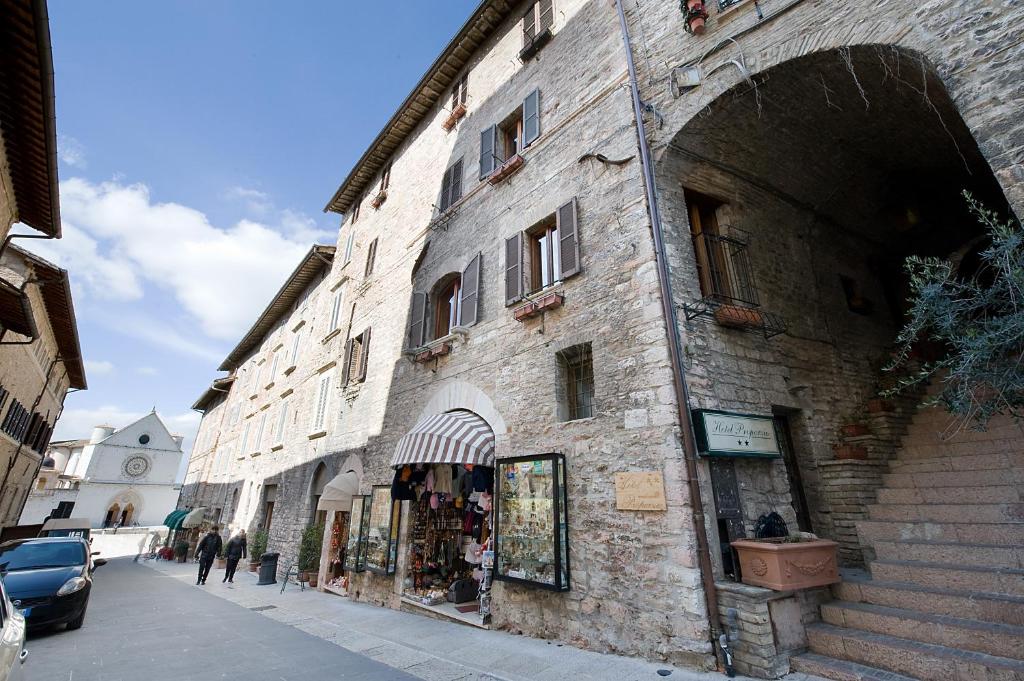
<box><xmin>343</xmin><ymin>495</ymin><xmax>370</xmax><ymax>572</ymax></box>
<box><xmin>494</xmin><ymin>453</ymin><xmax>570</xmax><ymax>591</ymax></box>
<box><xmin>365</xmin><ymin>486</ymin><xmax>401</xmax><ymax>575</ymax></box>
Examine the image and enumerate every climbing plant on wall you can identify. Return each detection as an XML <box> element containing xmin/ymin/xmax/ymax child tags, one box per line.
<box><xmin>885</xmin><ymin>192</ymin><xmax>1023</xmax><ymax>430</ymax></box>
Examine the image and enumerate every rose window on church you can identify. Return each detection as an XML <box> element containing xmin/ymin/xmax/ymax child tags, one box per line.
<box><xmin>123</xmin><ymin>455</ymin><xmax>150</xmax><ymax>478</ymax></box>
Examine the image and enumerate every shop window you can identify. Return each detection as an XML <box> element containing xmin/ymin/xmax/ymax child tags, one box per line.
<box><xmin>439</xmin><ymin>158</ymin><xmax>463</xmax><ymax>212</ymax></box>
<box><xmin>343</xmin><ymin>495</ymin><xmax>370</xmax><ymax>572</ymax></box>
<box><xmin>521</xmin><ymin>0</ymin><xmax>554</xmax><ymax>60</ymax></box>
<box><xmin>495</xmin><ymin>453</ymin><xmax>569</xmax><ymax>591</ymax></box>
<box><xmin>557</xmin><ymin>343</ymin><xmax>594</xmax><ymax>421</ymax></box>
<box><xmin>505</xmin><ymin>198</ymin><xmax>580</xmax><ymax>305</ymax></box>
<box><xmin>342</xmin><ymin>327</ymin><xmax>371</xmax><ymax>385</ymax></box>
<box><xmin>364</xmin><ymin>238</ymin><xmax>378</xmax><ymax>278</ymax></box>
<box><xmin>364</xmin><ymin>486</ymin><xmax>401</xmax><ymax>575</ymax></box>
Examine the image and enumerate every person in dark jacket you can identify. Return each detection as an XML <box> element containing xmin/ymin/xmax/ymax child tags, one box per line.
<box><xmin>222</xmin><ymin>530</ymin><xmax>247</xmax><ymax>583</ymax></box>
<box><xmin>194</xmin><ymin>526</ymin><xmax>222</xmax><ymax>585</ymax></box>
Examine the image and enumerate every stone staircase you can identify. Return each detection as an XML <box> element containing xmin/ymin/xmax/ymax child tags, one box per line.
<box><xmin>790</xmin><ymin>404</ymin><xmax>1024</xmax><ymax>681</ymax></box>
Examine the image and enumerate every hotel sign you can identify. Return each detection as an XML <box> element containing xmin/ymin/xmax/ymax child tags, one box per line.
<box><xmin>692</xmin><ymin>409</ymin><xmax>781</xmax><ymax>459</ymax></box>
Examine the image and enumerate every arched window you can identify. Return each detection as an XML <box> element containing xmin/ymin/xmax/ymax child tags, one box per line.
<box><xmin>433</xmin><ymin>273</ymin><xmax>462</xmax><ymax>340</ymax></box>
<box><xmin>406</xmin><ymin>254</ymin><xmax>482</xmax><ymax>349</ymax></box>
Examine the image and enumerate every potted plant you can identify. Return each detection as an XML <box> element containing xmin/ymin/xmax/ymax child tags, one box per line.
<box><xmin>215</xmin><ymin>539</ymin><xmax>227</xmax><ymax>570</ymax></box>
<box><xmin>173</xmin><ymin>540</ymin><xmax>189</xmax><ymax>564</ymax></box>
<box><xmin>731</xmin><ymin>536</ymin><xmax>840</xmax><ymax>591</ymax></box>
<box><xmin>298</xmin><ymin>523</ymin><xmax>324</xmax><ymax>586</ymax></box>
<box><xmin>249</xmin><ymin>530</ymin><xmax>268</xmax><ymax>573</ymax></box>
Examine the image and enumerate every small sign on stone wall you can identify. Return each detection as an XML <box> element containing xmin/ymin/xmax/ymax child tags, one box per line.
<box><xmin>614</xmin><ymin>472</ymin><xmax>667</xmax><ymax>511</ymax></box>
<box><xmin>692</xmin><ymin>409</ymin><xmax>781</xmax><ymax>458</ymax></box>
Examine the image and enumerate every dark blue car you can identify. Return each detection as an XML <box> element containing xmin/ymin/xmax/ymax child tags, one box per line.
<box><xmin>0</xmin><ymin>537</ymin><xmax>105</xmax><ymax>631</ymax></box>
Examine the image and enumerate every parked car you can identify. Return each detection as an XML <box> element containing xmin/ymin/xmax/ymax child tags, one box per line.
<box><xmin>37</xmin><ymin>518</ymin><xmax>91</xmax><ymax>542</ymax></box>
<box><xmin>0</xmin><ymin>572</ymin><xmax>27</xmax><ymax>680</ymax></box>
<box><xmin>0</xmin><ymin>537</ymin><xmax>105</xmax><ymax>631</ymax></box>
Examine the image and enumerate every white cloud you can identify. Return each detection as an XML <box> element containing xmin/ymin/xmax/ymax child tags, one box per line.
<box><xmin>84</xmin><ymin>360</ymin><xmax>114</xmax><ymax>375</ymax></box>
<box><xmin>39</xmin><ymin>177</ymin><xmax>331</xmax><ymax>341</ymax></box>
<box><xmin>224</xmin><ymin>185</ymin><xmax>272</xmax><ymax>215</ymax></box>
<box><xmin>136</xmin><ymin>367</ymin><xmax>159</xmax><ymax>376</ymax></box>
<box><xmin>57</xmin><ymin>135</ymin><xmax>87</xmax><ymax>168</ymax></box>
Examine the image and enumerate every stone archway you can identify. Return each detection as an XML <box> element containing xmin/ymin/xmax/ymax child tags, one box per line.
<box><xmin>418</xmin><ymin>380</ymin><xmax>507</xmax><ymax>436</ymax></box>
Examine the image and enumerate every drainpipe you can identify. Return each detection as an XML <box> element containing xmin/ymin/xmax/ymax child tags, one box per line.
<box><xmin>613</xmin><ymin>0</ymin><xmax>724</xmax><ymax>668</ymax></box>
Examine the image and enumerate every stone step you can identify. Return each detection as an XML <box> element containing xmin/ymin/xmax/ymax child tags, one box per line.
<box><xmin>872</xmin><ymin>540</ymin><xmax>1024</xmax><ymax>569</ymax></box>
<box><xmin>806</xmin><ymin>623</ymin><xmax>1024</xmax><ymax>681</ymax></box>
<box><xmin>857</xmin><ymin>519</ymin><xmax>1024</xmax><ymax>546</ymax></box>
<box><xmin>835</xmin><ymin>577</ymin><xmax>1024</xmax><ymax>626</ymax></box>
<box><xmin>868</xmin><ymin>503</ymin><xmax>1024</xmax><ymax>523</ymax></box>
<box><xmin>876</xmin><ymin>485</ymin><xmax>1022</xmax><ymax>505</ymax></box>
<box><xmin>890</xmin><ymin>450</ymin><xmax>1024</xmax><ymax>471</ymax></box>
<box><xmin>882</xmin><ymin>467</ymin><xmax>1024</xmax><ymax>489</ymax></box>
<box><xmin>870</xmin><ymin>560</ymin><xmax>1024</xmax><ymax>596</ymax></box>
<box><xmin>789</xmin><ymin>652</ymin><xmax>918</xmax><ymax>681</ymax></box>
<box><xmin>821</xmin><ymin>601</ymin><xmax>1024</xmax><ymax>659</ymax></box>
<box><xmin>902</xmin><ymin>424</ymin><xmax>1024</xmax><ymax>446</ymax></box>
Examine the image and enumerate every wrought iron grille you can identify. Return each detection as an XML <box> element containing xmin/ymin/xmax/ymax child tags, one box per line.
<box><xmin>692</xmin><ymin>231</ymin><xmax>759</xmax><ymax>307</ymax></box>
<box><xmin>718</xmin><ymin>0</ymin><xmax>745</xmax><ymax>10</ymax></box>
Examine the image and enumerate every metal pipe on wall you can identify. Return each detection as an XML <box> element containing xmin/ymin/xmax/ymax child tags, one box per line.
<box><xmin>613</xmin><ymin>0</ymin><xmax>724</xmax><ymax>668</ymax></box>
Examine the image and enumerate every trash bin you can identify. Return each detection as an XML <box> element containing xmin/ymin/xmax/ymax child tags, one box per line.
<box><xmin>257</xmin><ymin>552</ymin><xmax>279</xmax><ymax>585</ymax></box>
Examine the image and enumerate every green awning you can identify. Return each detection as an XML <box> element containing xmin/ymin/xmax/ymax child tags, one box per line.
<box><xmin>164</xmin><ymin>509</ymin><xmax>189</xmax><ymax>529</ymax></box>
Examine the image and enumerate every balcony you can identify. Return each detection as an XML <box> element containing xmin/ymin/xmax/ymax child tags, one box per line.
<box><xmin>681</xmin><ymin>230</ymin><xmax>785</xmax><ymax>338</ymax></box>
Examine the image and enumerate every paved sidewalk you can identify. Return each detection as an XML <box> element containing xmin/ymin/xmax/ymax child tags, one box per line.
<box><xmin>144</xmin><ymin>558</ymin><xmax>777</xmax><ymax>681</ymax></box>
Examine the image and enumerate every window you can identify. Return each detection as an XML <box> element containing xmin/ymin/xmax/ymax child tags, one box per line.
<box><xmin>254</xmin><ymin>412</ymin><xmax>268</xmax><ymax>453</ymax></box>
<box><xmin>522</xmin><ymin>0</ymin><xmax>554</xmax><ymax>58</ymax></box>
<box><xmin>329</xmin><ymin>291</ymin><xmax>344</xmax><ymax>332</ymax></box>
<box><xmin>684</xmin><ymin>189</ymin><xmax>758</xmax><ymax>308</ymax></box>
<box><xmin>434</xmin><ymin>275</ymin><xmax>462</xmax><ymax>340</ymax></box>
<box><xmin>451</xmin><ymin>72</ymin><xmax>468</xmax><ymax>111</ymax></box>
<box><xmin>268</xmin><ymin>354</ymin><xmax>280</xmax><ymax>386</ymax></box>
<box><xmin>350</xmin><ymin>198</ymin><xmax>361</xmax><ymax>224</ymax></box>
<box><xmin>252</xmin><ymin>363</ymin><xmax>263</xmax><ymax>395</ymax></box>
<box><xmin>439</xmin><ymin>158</ymin><xmax>464</xmax><ymax>212</ymax></box>
<box><xmin>289</xmin><ymin>329</ymin><xmax>302</xmax><ymax>366</ymax></box>
<box><xmin>557</xmin><ymin>343</ymin><xmax>594</xmax><ymax>421</ymax></box>
<box><xmin>238</xmin><ymin>422</ymin><xmax>251</xmax><ymax>458</ymax></box>
<box><xmin>364</xmin><ymin>238</ymin><xmax>378</xmax><ymax>278</ymax></box>
<box><xmin>343</xmin><ymin>328</ymin><xmax>371</xmax><ymax>385</ymax></box>
<box><xmin>311</xmin><ymin>372</ymin><xmax>332</xmax><ymax>433</ymax></box>
<box><xmin>480</xmin><ymin>90</ymin><xmax>540</xmax><ymax>179</ymax></box>
<box><xmin>505</xmin><ymin>198</ymin><xmax>580</xmax><ymax>305</ymax></box>
<box><xmin>380</xmin><ymin>162</ymin><xmax>392</xmax><ymax>192</ymax></box>
<box><xmin>275</xmin><ymin>401</ymin><xmax>289</xmax><ymax>443</ymax></box>
<box><xmin>343</xmin><ymin>229</ymin><xmax>355</xmax><ymax>264</ymax></box>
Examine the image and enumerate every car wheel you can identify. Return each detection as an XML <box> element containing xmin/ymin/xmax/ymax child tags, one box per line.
<box><xmin>66</xmin><ymin>609</ymin><xmax>87</xmax><ymax>630</ymax></box>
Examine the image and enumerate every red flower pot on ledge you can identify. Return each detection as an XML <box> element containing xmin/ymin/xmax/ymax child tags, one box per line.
<box><xmin>682</xmin><ymin>0</ymin><xmax>708</xmax><ymax>35</ymax></box>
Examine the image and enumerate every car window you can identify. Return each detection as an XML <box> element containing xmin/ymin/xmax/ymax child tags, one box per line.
<box><xmin>0</xmin><ymin>542</ymin><xmax>87</xmax><ymax>571</ymax></box>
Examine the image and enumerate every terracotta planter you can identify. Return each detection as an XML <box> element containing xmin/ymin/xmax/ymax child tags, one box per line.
<box><xmin>714</xmin><ymin>304</ymin><xmax>762</xmax><ymax>329</ymax></box>
<box><xmin>370</xmin><ymin>189</ymin><xmax>387</xmax><ymax>209</ymax></box>
<box><xmin>248</xmin><ymin>561</ymin><xmax>260</xmax><ymax>573</ymax></box>
<box><xmin>513</xmin><ymin>302</ymin><xmax>538</xmax><ymax>321</ymax></box>
<box><xmin>308</xmin><ymin>573</ymin><xmax>319</xmax><ymax>588</ymax></box>
<box><xmin>298</xmin><ymin>570</ymin><xmax>309</xmax><ymax>583</ymax></box>
<box><xmin>731</xmin><ymin>538</ymin><xmax>840</xmax><ymax>591</ymax></box>
<box><xmin>488</xmin><ymin>154</ymin><xmax>524</xmax><ymax>185</ymax></box>
<box><xmin>442</xmin><ymin>103</ymin><xmax>467</xmax><ymax>131</ymax></box>
<box><xmin>866</xmin><ymin>398</ymin><xmax>894</xmax><ymax>413</ymax></box>
<box><xmin>833</xmin><ymin>444</ymin><xmax>868</xmax><ymax>460</ymax></box>
<box><xmin>840</xmin><ymin>423</ymin><xmax>869</xmax><ymax>437</ymax></box>
<box><xmin>684</xmin><ymin>0</ymin><xmax>708</xmax><ymax>35</ymax></box>
<box><xmin>215</xmin><ymin>557</ymin><xmax>227</xmax><ymax>569</ymax></box>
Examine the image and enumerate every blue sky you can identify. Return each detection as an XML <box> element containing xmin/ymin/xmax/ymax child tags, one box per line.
<box><xmin>29</xmin><ymin>0</ymin><xmax>479</xmax><ymax>464</ymax></box>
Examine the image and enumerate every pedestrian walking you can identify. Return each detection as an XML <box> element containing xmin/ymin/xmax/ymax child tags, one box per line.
<box><xmin>194</xmin><ymin>525</ymin><xmax>222</xmax><ymax>585</ymax></box>
<box><xmin>222</xmin><ymin>529</ymin><xmax>247</xmax><ymax>583</ymax></box>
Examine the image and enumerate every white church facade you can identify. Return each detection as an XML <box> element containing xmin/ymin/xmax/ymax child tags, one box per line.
<box><xmin>20</xmin><ymin>412</ymin><xmax>184</xmax><ymax>528</ymax></box>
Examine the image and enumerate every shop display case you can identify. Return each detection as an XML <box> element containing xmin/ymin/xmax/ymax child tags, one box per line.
<box><xmin>365</xmin><ymin>486</ymin><xmax>401</xmax><ymax>575</ymax></box>
<box><xmin>343</xmin><ymin>495</ymin><xmax>370</xmax><ymax>572</ymax></box>
<box><xmin>494</xmin><ymin>453</ymin><xmax>570</xmax><ymax>591</ymax></box>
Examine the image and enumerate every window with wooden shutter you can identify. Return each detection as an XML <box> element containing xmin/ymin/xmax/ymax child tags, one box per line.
<box><xmin>523</xmin><ymin>89</ymin><xmax>540</xmax><ymax>148</ymax></box>
<box><xmin>521</xmin><ymin>0</ymin><xmax>554</xmax><ymax>59</ymax></box>
<box><xmin>557</xmin><ymin>197</ymin><xmax>581</xmax><ymax>278</ymax></box>
<box><xmin>341</xmin><ymin>338</ymin><xmax>354</xmax><ymax>386</ymax></box>
<box><xmin>290</xmin><ymin>328</ymin><xmax>302</xmax><ymax>366</ymax></box>
<box><xmin>480</xmin><ymin>125</ymin><xmax>497</xmax><ymax>179</ymax></box>
<box><xmin>451</xmin><ymin>72</ymin><xmax>468</xmax><ymax>110</ymax></box>
<box><xmin>312</xmin><ymin>372</ymin><xmax>332</xmax><ymax>432</ymax></box>
<box><xmin>523</xmin><ymin>3</ymin><xmax>536</xmax><ymax>43</ymax></box>
<box><xmin>255</xmin><ymin>412</ymin><xmax>268</xmax><ymax>452</ymax></box>
<box><xmin>460</xmin><ymin>253</ymin><xmax>481</xmax><ymax>327</ymax></box>
<box><xmin>329</xmin><ymin>291</ymin><xmax>343</xmax><ymax>332</ymax></box>
<box><xmin>351</xmin><ymin>199</ymin><xmax>361</xmax><ymax>224</ymax></box>
<box><xmin>407</xmin><ymin>291</ymin><xmax>427</xmax><ymax>348</ymax></box>
<box><xmin>380</xmin><ymin>162</ymin><xmax>392</xmax><ymax>191</ymax></box>
<box><xmin>357</xmin><ymin>327</ymin><xmax>371</xmax><ymax>382</ymax></box>
<box><xmin>440</xmin><ymin>158</ymin><xmax>463</xmax><ymax>211</ymax></box>
<box><xmin>344</xmin><ymin>229</ymin><xmax>355</xmax><ymax>264</ymax></box>
<box><xmin>364</xmin><ymin>238</ymin><xmax>378</xmax><ymax>277</ymax></box>
<box><xmin>275</xmin><ymin>401</ymin><xmax>288</xmax><ymax>443</ymax></box>
<box><xmin>505</xmin><ymin>232</ymin><xmax>524</xmax><ymax>306</ymax></box>
<box><xmin>538</xmin><ymin>0</ymin><xmax>553</xmax><ymax>32</ymax></box>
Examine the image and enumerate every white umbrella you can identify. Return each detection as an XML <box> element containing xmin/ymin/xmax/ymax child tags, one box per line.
<box><xmin>181</xmin><ymin>507</ymin><xmax>207</xmax><ymax>528</ymax></box>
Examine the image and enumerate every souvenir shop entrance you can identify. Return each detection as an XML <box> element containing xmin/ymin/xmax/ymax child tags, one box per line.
<box><xmin>316</xmin><ymin>468</ymin><xmax>360</xmax><ymax>595</ymax></box>
<box><xmin>390</xmin><ymin>410</ymin><xmax>496</xmax><ymax>627</ymax></box>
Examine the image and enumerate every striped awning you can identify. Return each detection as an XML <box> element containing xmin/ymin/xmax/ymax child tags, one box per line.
<box><xmin>391</xmin><ymin>410</ymin><xmax>495</xmax><ymax>467</ymax></box>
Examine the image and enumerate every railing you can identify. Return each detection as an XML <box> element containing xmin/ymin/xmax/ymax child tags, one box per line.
<box><xmin>691</xmin><ymin>230</ymin><xmax>759</xmax><ymax>308</ymax></box>
<box><xmin>718</xmin><ymin>0</ymin><xmax>746</xmax><ymax>10</ymax></box>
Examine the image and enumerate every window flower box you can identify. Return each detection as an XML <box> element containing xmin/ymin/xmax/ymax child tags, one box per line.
<box><xmin>488</xmin><ymin>154</ymin><xmax>524</xmax><ymax>185</ymax></box>
<box><xmin>519</xmin><ymin>27</ymin><xmax>552</xmax><ymax>61</ymax></box>
<box><xmin>414</xmin><ymin>342</ymin><xmax>451</xmax><ymax>363</ymax></box>
<box><xmin>731</xmin><ymin>537</ymin><xmax>840</xmax><ymax>591</ymax></box>
<box><xmin>442</xmin><ymin>103</ymin><xmax>467</xmax><ymax>131</ymax></box>
<box><xmin>713</xmin><ymin>304</ymin><xmax>764</xmax><ymax>329</ymax></box>
<box><xmin>513</xmin><ymin>292</ymin><xmax>563</xmax><ymax>321</ymax></box>
<box><xmin>371</xmin><ymin>189</ymin><xmax>387</xmax><ymax>209</ymax></box>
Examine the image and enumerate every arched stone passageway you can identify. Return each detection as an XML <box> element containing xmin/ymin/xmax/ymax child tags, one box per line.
<box><xmin>657</xmin><ymin>44</ymin><xmax>1014</xmax><ymax>567</ymax></box>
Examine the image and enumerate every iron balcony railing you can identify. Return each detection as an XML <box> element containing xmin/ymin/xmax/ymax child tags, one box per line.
<box><xmin>692</xmin><ymin>230</ymin><xmax>759</xmax><ymax>307</ymax></box>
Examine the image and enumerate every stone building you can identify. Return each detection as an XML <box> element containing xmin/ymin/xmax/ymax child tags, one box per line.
<box><xmin>0</xmin><ymin>0</ymin><xmax>86</xmax><ymax>529</ymax></box>
<box><xmin>20</xmin><ymin>412</ymin><xmax>185</xmax><ymax>528</ymax></box>
<box><xmin>182</xmin><ymin>0</ymin><xmax>1024</xmax><ymax>678</ymax></box>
